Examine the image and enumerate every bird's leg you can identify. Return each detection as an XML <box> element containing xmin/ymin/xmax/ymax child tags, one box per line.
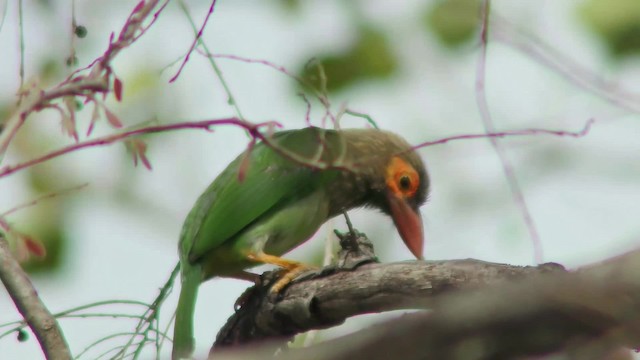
<box><xmin>247</xmin><ymin>252</ymin><xmax>315</xmax><ymax>293</ymax></box>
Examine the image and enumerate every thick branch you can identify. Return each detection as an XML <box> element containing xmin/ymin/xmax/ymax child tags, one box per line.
<box><xmin>271</xmin><ymin>249</ymin><xmax>640</xmax><ymax>360</ymax></box>
<box><xmin>0</xmin><ymin>236</ymin><xmax>71</xmax><ymax>360</ymax></box>
<box><xmin>214</xmin><ymin>259</ymin><xmax>563</xmax><ymax>351</ymax></box>
<box><xmin>212</xmin><ymin>230</ymin><xmax>563</xmax><ymax>352</ymax></box>
<box><xmin>210</xmin><ymin>230</ymin><xmax>640</xmax><ymax>359</ymax></box>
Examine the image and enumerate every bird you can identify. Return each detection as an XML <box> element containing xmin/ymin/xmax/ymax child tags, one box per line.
<box><xmin>172</xmin><ymin>126</ymin><xmax>429</xmax><ymax>359</ymax></box>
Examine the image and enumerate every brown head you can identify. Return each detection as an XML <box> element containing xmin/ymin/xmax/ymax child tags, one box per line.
<box><xmin>331</xmin><ymin>128</ymin><xmax>429</xmax><ymax>259</ymax></box>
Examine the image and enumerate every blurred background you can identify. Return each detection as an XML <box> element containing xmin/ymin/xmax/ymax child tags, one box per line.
<box><xmin>1</xmin><ymin>0</ymin><xmax>640</xmax><ymax>358</ymax></box>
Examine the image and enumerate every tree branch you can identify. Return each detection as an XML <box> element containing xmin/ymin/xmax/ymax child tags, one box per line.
<box><xmin>270</xmin><ymin>249</ymin><xmax>640</xmax><ymax>360</ymax></box>
<box><xmin>0</xmin><ymin>0</ymin><xmax>166</xmax><ymax>158</ymax></box>
<box><xmin>0</xmin><ymin>118</ymin><xmax>280</xmax><ymax>179</ymax></box>
<box><xmin>211</xmin><ymin>230</ymin><xmax>564</xmax><ymax>352</ymax></box>
<box><xmin>214</xmin><ymin>259</ymin><xmax>565</xmax><ymax>350</ymax></box>
<box><xmin>210</xmin><ymin>230</ymin><xmax>640</xmax><ymax>359</ymax></box>
<box><xmin>0</xmin><ymin>235</ymin><xmax>71</xmax><ymax>360</ymax></box>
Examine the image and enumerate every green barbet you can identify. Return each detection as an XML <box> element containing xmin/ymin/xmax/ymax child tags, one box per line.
<box><xmin>172</xmin><ymin>127</ymin><xmax>429</xmax><ymax>359</ymax></box>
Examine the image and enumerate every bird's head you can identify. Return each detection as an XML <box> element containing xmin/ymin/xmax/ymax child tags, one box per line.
<box><xmin>342</xmin><ymin>129</ymin><xmax>429</xmax><ymax>259</ymax></box>
<box><xmin>381</xmin><ymin>153</ymin><xmax>428</xmax><ymax>259</ymax></box>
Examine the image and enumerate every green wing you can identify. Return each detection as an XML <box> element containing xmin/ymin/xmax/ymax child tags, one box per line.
<box><xmin>180</xmin><ymin>127</ymin><xmax>340</xmax><ymax>263</ymax></box>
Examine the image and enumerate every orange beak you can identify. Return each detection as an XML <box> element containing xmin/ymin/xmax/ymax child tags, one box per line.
<box><xmin>387</xmin><ymin>193</ymin><xmax>424</xmax><ymax>260</ymax></box>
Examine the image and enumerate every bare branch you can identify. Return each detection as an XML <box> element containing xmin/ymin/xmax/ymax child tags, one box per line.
<box><xmin>210</xmin><ymin>231</ymin><xmax>640</xmax><ymax>360</ymax></box>
<box><xmin>274</xmin><ymin>250</ymin><xmax>640</xmax><ymax>360</ymax></box>
<box><xmin>0</xmin><ymin>235</ymin><xmax>71</xmax><ymax>360</ymax></box>
<box><xmin>170</xmin><ymin>0</ymin><xmax>218</xmax><ymax>83</ymax></box>
<box><xmin>178</xmin><ymin>0</ymin><xmax>245</xmax><ymax>120</ymax></box>
<box><xmin>1</xmin><ymin>183</ymin><xmax>88</xmax><ymax>217</ymax></box>
<box><xmin>211</xmin><ymin>230</ymin><xmax>564</xmax><ymax>352</ymax></box>
<box><xmin>0</xmin><ymin>118</ymin><xmax>281</xmax><ymax>179</ymax></box>
<box><xmin>411</xmin><ymin>118</ymin><xmax>594</xmax><ymax>151</ymax></box>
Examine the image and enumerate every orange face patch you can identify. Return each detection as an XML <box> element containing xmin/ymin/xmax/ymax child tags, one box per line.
<box><xmin>385</xmin><ymin>156</ymin><xmax>419</xmax><ymax>199</ymax></box>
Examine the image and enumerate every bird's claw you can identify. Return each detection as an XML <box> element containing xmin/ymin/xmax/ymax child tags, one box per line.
<box><xmin>269</xmin><ymin>264</ymin><xmax>317</xmax><ymax>295</ymax></box>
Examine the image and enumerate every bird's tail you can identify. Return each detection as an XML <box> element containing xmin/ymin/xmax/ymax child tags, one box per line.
<box><xmin>172</xmin><ymin>264</ymin><xmax>201</xmax><ymax>360</ymax></box>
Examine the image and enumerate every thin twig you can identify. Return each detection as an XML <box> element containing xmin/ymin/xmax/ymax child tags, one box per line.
<box><xmin>343</xmin><ymin>109</ymin><xmax>379</xmax><ymax>129</ymax></box>
<box><xmin>68</xmin><ymin>0</ymin><xmax>79</xmax><ymax>70</ymax></box>
<box><xmin>0</xmin><ymin>0</ymin><xmax>9</xmax><ymax>34</ymax></box>
<box><xmin>1</xmin><ymin>183</ymin><xmax>88</xmax><ymax>216</ymax></box>
<box><xmin>411</xmin><ymin>119</ymin><xmax>594</xmax><ymax>151</ymax></box>
<box><xmin>209</xmin><ymin>54</ymin><xmax>339</xmax><ymax>128</ymax></box>
<box><xmin>177</xmin><ymin>1</ymin><xmax>245</xmax><ymax>121</ymax></box>
<box><xmin>115</xmin><ymin>263</ymin><xmax>180</xmax><ymax>359</ymax></box>
<box><xmin>0</xmin><ymin>118</ymin><xmax>280</xmax><ymax>179</ymax></box>
<box><xmin>0</xmin><ymin>0</ymin><xmax>165</xmax><ymax>160</ymax></box>
<box><xmin>17</xmin><ymin>0</ymin><xmax>25</xmax><ymax>103</ymax></box>
<box><xmin>170</xmin><ymin>0</ymin><xmax>218</xmax><ymax>83</ymax></box>
<box><xmin>0</xmin><ymin>299</ymin><xmax>150</xmax><ymax>339</ymax></box>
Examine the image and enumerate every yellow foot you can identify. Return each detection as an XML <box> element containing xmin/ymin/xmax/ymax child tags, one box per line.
<box><xmin>247</xmin><ymin>252</ymin><xmax>315</xmax><ymax>293</ymax></box>
<box><xmin>271</xmin><ymin>264</ymin><xmax>315</xmax><ymax>293</ymax></box>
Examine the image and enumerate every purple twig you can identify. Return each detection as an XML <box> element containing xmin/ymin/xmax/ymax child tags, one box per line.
<box><xmin>170</xmin><ymin>0</ymin><xmax>217</xmax><ymax>83</ymax></box>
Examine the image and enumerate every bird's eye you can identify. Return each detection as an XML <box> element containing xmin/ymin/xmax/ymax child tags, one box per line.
<box><xmin>386</xmin><ymin>156</ymin><xmax>419</xmax><ymax>198</ymax></box>
<box><xmin>399</xmin><ymin>175</ymin><xmax>411</xmax><ymax>190</ymax></box>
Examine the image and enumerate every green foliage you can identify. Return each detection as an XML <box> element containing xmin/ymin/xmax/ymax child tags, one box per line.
<box><xmin>580</xmin><ymin>0</ymin><xmax>640</xmax><ymax>58</ymax></box>
<box><xmin>300</xmin><ymin>26</ymin><xmax>397</xmax><ymax>93</ymax></box>
<box><xmin>21</xmin><ymin>221</ymin><xmax>65</xmax><ymax>274</ymax></box>
<box><xmin>126</xmin><ymin>69</ymin><xmax>160</xmax><ymax>98</ymax></box>
<box><xmin>279</xmin><ymin>0</ymin><xmax>300</xmax><ymax>12</ymax></box>
<box><xmin>15</xmin><ymin>163</ymin><xmax>70</xmax><ymax>274</ymax></box>
<box><xmin>20</xmin><ymin>169</ymin><xmax>67</xmax><ymax>273</ymax></box>
<box><xmin>424</xmin><ymin>0</ymin><xmax>481</xmax><ymax>48</ymax></box>
<box><xmin>39</xmin><ymin>58</ymin><xmax>62</xmax><ymax>83</ymax></box>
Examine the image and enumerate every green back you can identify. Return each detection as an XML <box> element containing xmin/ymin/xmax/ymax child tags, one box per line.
<box><xmin>180</xmin><ymin>127</ymin><xmax>341</xmax><ymax>262</ymax></box>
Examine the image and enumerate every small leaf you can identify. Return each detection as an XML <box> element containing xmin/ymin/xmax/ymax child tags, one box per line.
<box><xmin>104</xmin><ymin>108</ymin><xmax>123</xmax><ymax>128</ymax></box>
<box><xmin>126</xmin><ymin>139</ymin><xmax>152</xmax><ymax>170</ymax></box>
<box><xmin>133</xmin><ymin>139</ymin><xmax>152</xmax><ymax>170</ymax></box>
<box><xmin>68</xmin><ymin>109</ymin><xmax>78</xmax><ymax>142</ymax></box>
<box><xmin>425</xmin><ymin>0</ymin><xmax>481</xmax><ymax>48</ymax></box>
<box><xmin>60</xmin><ymin>111</ymin><xmax>74</xmax><ymax>138</ymax></box>
<box><xmin>237</xmin><ymin>140</ymin><xmax>255</xmax><ymax>182</ymax></box>
<box><xmin>102</xmin><ymin>72</ymin><xmax>110</xmax><ymax>101</ymax></box>
<box><xmin>127</xmin><ymin>141</ymin><xmax>139</xmax><ymax>167</ymax></box>
<box><xmin>113</xmin><ymin>77</ymin><xmax>123</xmax><ymax>102</ymax></box>
<box><xmin>62</xmin><ymin>98</ymin><xmax>78</xmax><ymax>141</ymax></box>
<box><xmin>86</xmin><ymin>102</ymin><xmax>100</xmax><ymax>136</ymax></box>
<box><xmin>133</xmin><ymin>0</ymin><xmax>145</xmax><ymax>13</ymax></box>
<box><xmin>22</xmin><ymin>235</ymin><xmax>46</xmax><ymax>258</ymax></box>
